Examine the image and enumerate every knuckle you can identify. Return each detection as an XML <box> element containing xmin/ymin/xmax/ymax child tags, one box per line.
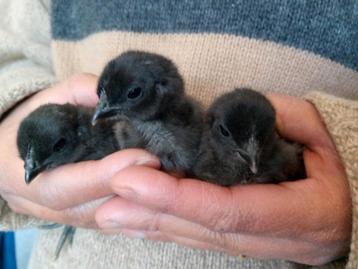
<box><xmin>221</xmin><ymin>233</ymin><xmax>241</xmax><ymax>253</ymax></box>
<box><xmin>208</xmin><ymin>209</ymin><xmax>235</xmax><ymax>232</ymax></box>
<box><xmin>149</xmin><ymin>213</ymin><xmax>162</xmax><ymax>232</ymax></box>
<box><xmin>157</xmin><ymin>179</ymin><xmax>181</xmax><ymax>215</ymax></box>
<box><xmin>202</xmin><ymin>229</ymin><xmax>230</xmax><ymax>249</ymax></box>
<box><xmin>145</xmin><ymin>231</ymin><xmax>167</xmax><ymax>242</ymax></box>
<box><xmin>62</xmin><ymin>208</ymin><xmax>91</xmax><ymax>228</ymax></box>
<box><xmin>204</xmin><ymin>191</ymin><xmax>238</xmax><ymax>232</ymax></box>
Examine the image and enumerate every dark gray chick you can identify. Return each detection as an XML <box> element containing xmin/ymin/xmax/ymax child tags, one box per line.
<box><xmin>193</xmin><ymin>88</ymin><xmax>305</xmax><ymax>186</ymax></box>
<box><xmin>17</xmin><ymin>103</ymin><xmax>142</xmax><ymax>259</ymax></box>
<box><xmin>92</xmin><ymin>50</ymin><xmax>203</xmax><ymax>174</ymax></box>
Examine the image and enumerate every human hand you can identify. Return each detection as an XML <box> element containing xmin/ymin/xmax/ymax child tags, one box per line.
<box><xmin>0</xmin><ymin>74</ymin><xmax>160</xmax><ymax>229</ymax></box>
<box><xmin>95</xmin><ymin>93</ymin><xmax>351</xmax><ymax>265</ymax></box>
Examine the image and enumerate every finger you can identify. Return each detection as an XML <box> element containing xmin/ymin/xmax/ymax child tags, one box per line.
<box><xmin>96</xmin><ymin>196</ymin><xmax>231</xmax><ymax>250</ymax></box>
<box><xmin>95</xmin><ymin>195</ymin><xmax>307</xmax><ymax>250</ymax></box>
<box><xmin>39</xmin><ymin>73</ymin><xmax>99</xmax><ymax>105</ymax></box>
<box><xmin>96</xmin><ymin>198</ymin><xmax>337</xmax><ymax>265</ymax></box>
<box><xmin>5</xmin><ymin>74</ymin><xmax>98</xmax><ymax>124</ymax></box>
<box><xmin>6</xmin><ymin>149</ymin><xmax>159</xmax><ymax>211</ymax></box>
<box><xmin>100</xmin><ymin>227</ymin><xmax>226</xmax><ymax>253</ymax></box>
<box><xmin>96</xmin><ymin>197</ymin><xmax>160</xmax><ymax>231</ymax></box>
<box><xmin>128</xmin><ymin>230</ymin><xmax>335</xmax><ymax>265</ymax></box>
<box><xmin>35</xmin><ymin>73</ymin><xmax>99</xmax><ymax>108</ymax></box>
<box><xmin>63</xmin><ymin>73</ymin><xmax>99</xmax><ymax>107</ymax></box>
<box><xmin>303</xmin><ymin>147</ymin><xmax>347</xmax><ymax>188</ymax></box>
<box><xmin>95</xmin><ymin>197</ymin><xmax>228</xmax><ymax>253</ymax></box>
<box><xmin>266</xmin><ymin>93</ymin><xmax>335</xmax><ymax>151</ymax></box>
<box><xmin>110</xmin><ymin>166</ymin><xmax>342</xmax><ymax>237</ymax></box>
<box><xmin>113</xmin><ymin>228</ymin><xmax>227</xmax><ymax>253</ymax></box>
<box><xmin>110</xmin><ymin>229</ymin><xmax>333</xmax><ymax>265</ymax></box>
<box><xmin>267</xmin><ymin>93</ymin><xmax>347</xmax><ymax>183</ymax></box>
<box><xmin>3</xmin><ymin>193</ymin><xmax>109</xmax><ymax>229</ymax></box>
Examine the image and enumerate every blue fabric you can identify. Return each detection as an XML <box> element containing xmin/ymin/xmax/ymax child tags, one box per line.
<box><xmin>51</xmin><ymin>0</ymin><xmax>358</xmax><ymax>70</ymax></box>
<box><xmin>15</xmin><ymin>229</ymin><xmax>38</xmax><ymax>269</ymax></box>
<box><xmin>0</xmin><ymin>232</ymin><xmax>17</xmax><ymax>269</ymax></box>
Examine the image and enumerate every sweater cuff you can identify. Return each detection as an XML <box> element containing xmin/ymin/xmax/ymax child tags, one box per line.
<box><xmin>305</xmin><ymin>91</ymin><xmax>358</xmax><ymax>269</ymax></box>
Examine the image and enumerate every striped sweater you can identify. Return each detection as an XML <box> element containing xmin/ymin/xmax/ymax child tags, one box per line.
<box><xmin>0</xmin><ymin>0</ymin><xmax>357</xmax><ymax>268</ymax></box>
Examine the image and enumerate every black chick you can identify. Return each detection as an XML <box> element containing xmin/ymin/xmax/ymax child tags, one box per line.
<box><xmin>17</xmin><ymin>103</ymin><xmax>142</xmax><ymax>183</ymax></box>
<box><xmin>92</xmin><ymin>50</ymin><xmax>203</xmax><ymax>174</ymax></box>
<box><xmin>193</xmin><ymin>88</ymin><xmax>305</xmax><ymax>186</ymax></box>
<box><xmin>17</xmin><ymin>103</ymin><xmax>142</xmax><ymax>259</ymax></box>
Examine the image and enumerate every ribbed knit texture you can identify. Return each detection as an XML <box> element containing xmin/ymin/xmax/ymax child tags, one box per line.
<box><xmin>0</xmin><ymin>0</ymin><xmax>55</xmax><ymax>117</ymax></box>
<box><xmin>51</xmin><ymin>0</ymin><xmax>358</xmax><ymax>70</ymax></box>
<box><xmin>306</xmin><ymin>92</ymin><xmax>358</xmax><ymax>269</ymax></box>
<box><xmin>52</xmin><ymin>32</ymin><xmax>358</xmax><ymax>107</ymax></box>
<box><xmin>27</xmin><ymin>229</ymin><xmax>308</xmax><ymax>269</ymax></box>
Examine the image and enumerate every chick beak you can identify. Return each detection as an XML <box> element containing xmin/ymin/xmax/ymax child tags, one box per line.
<box><xmin>245</xmin><ymin>138</ymin><xmax>258</xmax><ymax>175</ymax></box>
<box><xmin>249</xmin><ymin>159</ymin><xmax>258</xmax><ymax>175</ymax></box>
<box><xmin>92</xmin><ymin>93</ymin><xmax>116</xmax><ymax>125</ymax></box>
<box><xmin>25</xmin><ymin>167</ymin><xmax>41</xmax><ymax>184</ymax></box>
<box><xmin>24</xmin><ymin>148</ymin><xmax>42</xmax><ymax>184</ymax></box>
<box><xmin>235</xmin><ymin>150</ymin><xmax>258</xmax><ymax>175</ymax></box>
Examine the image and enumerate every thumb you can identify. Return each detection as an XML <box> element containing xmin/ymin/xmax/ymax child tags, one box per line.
<box><xmin>266</xmin><ymin>93</ymin><xmax>335</xmax><ymax>151</ymax></box>
<box><xmin>40</xmin><ymin>73</ymin><xmax>100</xmax><ymax>108</ymax></box>
<box><xmin>63</xmin><ymin>73</ymin><xmax>100</xmax><ymax>107</ymax></box>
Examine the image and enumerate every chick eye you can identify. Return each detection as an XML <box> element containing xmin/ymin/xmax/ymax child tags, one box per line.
<box><xmin>218</xmin><ymin>124</ymin><xmax>230</xmax><ymax>137</ymax></box>
<box><xmin>160</xmin><ymin>79</ymin><xmax>168</xmax><ymax>86</ymax></box>
<box><xmin>53</xmin><ymin>138</ymin><xmax>66</xmax><ymax>152</ymax></box>
<box><xmin>127</xmin><ymin>87</ymin><xmax>143</xmax><ymax>99</ymax></box>
<box><xmin>97</xmin><ymin>84</ymin><xmax>105</xmax><ymax>96</ymax></box>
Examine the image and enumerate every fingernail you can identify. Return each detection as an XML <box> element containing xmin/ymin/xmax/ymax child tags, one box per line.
<box><xmin>134</xmin><ymin>156</ymin><xmax>158</xmax><ymax>166</ymax></box>
<box><xmin>100</xmin><ymin>219</ymin><xmax>122</xmax><ymax>229</ymax></box>
<box><xmin>122</xmin><ymin>230</ymin><xmax>146</xmax><ymax>239</ymax></box>
<box><xmin>116</xmin><ymin>187</ymin><xmax>137</xmax><ymax>199</ymax></box>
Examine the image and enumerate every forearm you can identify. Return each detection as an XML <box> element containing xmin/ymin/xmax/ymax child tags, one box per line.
<box><xmin>305</xmin><ymin>91</ymin><xmax>358</xmax><ymax>268</ymax></box>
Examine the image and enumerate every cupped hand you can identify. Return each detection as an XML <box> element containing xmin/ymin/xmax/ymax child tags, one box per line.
<box><xmin>0</xmin><ymin>74</ymin><xmax>160</xmax><ymax>229</ymax></box>
<box><xmin>95</xmin><ymin>93</ymin><xmax>351</xmax><ymax>265</ymax></box>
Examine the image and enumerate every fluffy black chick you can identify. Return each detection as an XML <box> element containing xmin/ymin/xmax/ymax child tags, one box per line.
<box><xmin>17</xmin><ymin>103</ymin><xmax>142</xmax><ymax>259</ymax></box>
<box><xmin>92</xmin><ymin>50</ymin><xmax>203</xmax><ymax>174</ymax></box>
<box><xmin>193</xmin><ymin>88</ymin><xmax>305</xmax><ymax>186</ymax></box>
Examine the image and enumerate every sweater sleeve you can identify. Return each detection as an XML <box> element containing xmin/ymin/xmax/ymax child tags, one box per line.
<box><xmin>305</xmin><ymin>91</ymin><xmax>358</xmax><ymax>269</ymax></box>
<box><xmin>0</xmin><ymin>0</ymin><xmax>55</xmax><ymax>230</ymax></box>
<box><xmin>0</xmin><ymin>0</ymin><xmax>55</xmax><ymax>117</ymax></box>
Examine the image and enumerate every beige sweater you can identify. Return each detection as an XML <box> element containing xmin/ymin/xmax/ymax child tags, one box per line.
<box><xmin>0</xmin><ymin>0</ymin><xmax>357</xmax><ymax>268</ymax></box>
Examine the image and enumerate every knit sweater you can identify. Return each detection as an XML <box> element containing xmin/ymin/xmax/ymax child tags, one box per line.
<box><xmin>0</xmin><ymin>0</ymin><xmax>357</xmax><ymax>268</ymax></box>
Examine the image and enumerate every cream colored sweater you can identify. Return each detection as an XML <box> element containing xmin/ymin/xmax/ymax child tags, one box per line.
<box><xmin>0</xmin><ymin>1</ymin><xmax>357</xmax><ymax>268</ymax></box>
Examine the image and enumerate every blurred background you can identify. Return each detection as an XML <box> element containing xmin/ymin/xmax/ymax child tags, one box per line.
<box><xmin>0</xmin><ymin>229</ymin><xmax>37</xmax><ymax>269</ymax></box>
